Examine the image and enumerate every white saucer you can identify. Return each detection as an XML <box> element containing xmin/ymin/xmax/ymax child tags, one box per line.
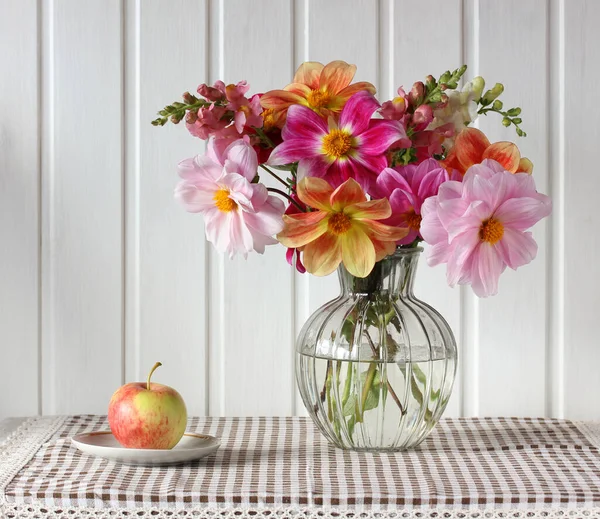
<box><xmin>71</xmin><ymin>431</ymin><xmax>220</xmax><ymax>465</ymax></box>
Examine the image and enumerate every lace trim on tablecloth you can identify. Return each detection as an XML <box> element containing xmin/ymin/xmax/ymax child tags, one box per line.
<box><xmin>0</xmin><ymin>416</ymin><xmax>67</xmax><ymax>504</ymax></box>
<box><xmin>2</xmin><ymin>504</ymin><xmax>600</xmax><ymax>519</ymax></box>
<box><xmin>575</xmin><ymin>421</ymin><xmax>600</xmax><ymax>449</ymax></box>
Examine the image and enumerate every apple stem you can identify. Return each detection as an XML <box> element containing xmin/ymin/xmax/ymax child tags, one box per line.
<box><xmin>147</xmin><ymin>362</ymin><xmax>162</xmax><ymax>390</ymax></box>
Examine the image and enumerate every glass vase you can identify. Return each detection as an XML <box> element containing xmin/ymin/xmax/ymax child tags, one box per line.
<box><xmin>295</xmin><ymin>247</ymin><xmax>457</xmax><ymax>451</ymax></box>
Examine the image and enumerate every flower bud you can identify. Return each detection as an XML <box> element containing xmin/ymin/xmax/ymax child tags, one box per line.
<box><xmin>482</xmin><ymin>83</ymin><xmax>504</xmax><ymax>104</ymax></box>
<box><xmin>502</xmin><ymin>117</ymin><xmax>511</xmax><ymax>127</ymax></box>
<box><xmin>412</xmin><ymin>104</ymin><xmax>434</xmax><ymax>131</ymax></box>
<box><xmin>425</xmin><ymin>74</ymin><xmax>435</xmax><ymax>86</ymax></box>
<box><xmin>185</xmin><ymin>110</ymin><xmax>198</xmax><ymax>124</ymax></box>
<box><xmin>470</xmin><ymin>76</ymin><xmax>485</xmax><ymax>101</ymax></box>
<box><xmin>408</xmin><ymin>81</ymin><xmax>425</xmax><ymax>106</ymax></box>
<box><xmin>182</xmin><ymin>91</ymin><xmax>196</xmax><ymax>104</ymax></box>
<box><xmin>170</xmin><ymin>114</ymin><xmax>182</xmax><ymax>124</ymax></box>
<box><xmin>492</xmin><ymin>100</ymin><xmax>503</xmax><ymax>110</ymax></box>
<box><xmin>440</xmin><ymin>83</ymin><xmax>448</xmax><ymax>91</ymax></box>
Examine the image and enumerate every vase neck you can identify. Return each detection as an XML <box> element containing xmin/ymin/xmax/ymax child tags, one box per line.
<box><xmin>337</xmin><ymin>248</ymin><xmax>422</xmax><ymax>298</ymax></box>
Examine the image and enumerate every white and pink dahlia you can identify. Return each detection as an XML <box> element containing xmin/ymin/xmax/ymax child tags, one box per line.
<box><xmin>176</xmin><ymin>139</ymin><xmax>285</xmax><ymax>258</ymax></box>
<box><xmin>420</xmin><ymin>159</ymin><xmax>551</xmax><ymax>297</ymax></box>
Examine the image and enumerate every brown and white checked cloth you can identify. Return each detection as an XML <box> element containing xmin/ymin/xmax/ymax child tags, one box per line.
<box><xmin>1</xmin><ymin>415</ymin><xmax>600</xmax><ymax>518</ymax></box>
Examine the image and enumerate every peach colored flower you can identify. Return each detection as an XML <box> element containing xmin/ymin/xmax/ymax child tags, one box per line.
<box><xmin>277</xmin><ymin>177</ymin><xmax>408</xmax><ymax>278</ymax></box>
<box><xmin>442</xmin><ymin>127</ymin><xmax>533</xmax><ymax>175</ymax></box>
<box><xmin>260</xmin><ymin>60</ymin><xmax>376</xmax><ymax>120</ymax></box>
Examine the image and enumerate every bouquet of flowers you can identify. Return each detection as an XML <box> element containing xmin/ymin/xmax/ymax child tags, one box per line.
<box><xmin>154</xmin><ymin>61</ymin><xmax>551</xmax><ymax>298</ymax></box>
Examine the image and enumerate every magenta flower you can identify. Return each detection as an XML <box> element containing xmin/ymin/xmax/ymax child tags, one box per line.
<box><xmin>175</xmin><ymin>139</ymin><xmax>285</xmax><ymax>258</ymax></box>
<box><xmin>420</xmin><ymin>159</ymin><xmax>552</xmax><ymax>297</ymax></box>
<box><xmin>371</xmin><ymin>159</ymin><xmax>449</xmax><ymax>245</ymax></box>
<box><xmin>267</xmin><ymin>91</ymin><xmax>408</xmax><ymax>191</ymax></box>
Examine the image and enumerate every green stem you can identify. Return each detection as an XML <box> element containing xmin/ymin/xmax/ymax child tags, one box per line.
<box><xmin>357</xmin><ymin>362</ymin><xmax>377</xmax><ymax>423</ymax></box>
<box><xmin>259</xmin><ymin>164</ymin><xmax>289</xmax><ymax>188</ymax></box>
<box><xmin>267</xmin><ymin>188</ymin><xmax>305</xmax><ymax>212</ymax></box>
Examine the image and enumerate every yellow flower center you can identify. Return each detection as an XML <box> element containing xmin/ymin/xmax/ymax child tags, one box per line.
<box><xmin>307</xmin><ymin>89</ymin><xmax>332</xmax><ymax>109</ymax></box>
<box><xmin>322</xmin><ymin>129</ymin><xmax>353</xmax><ymax>158</ymax></box>
<box><xmin>479</xmin><ymin>218</ymin><xmax>504</xmax><ymax>244</ymax></box>
<box><xmin>328</xmin><ymin>212</ymin><xmax>352</xmax><ymax>235</ymax></box>
<box><xmin>214</xmin><ymin>189</ymin><xmax>237</xmax><ymax>212</ymax></box>
<box><xmin>262</xmin><ymin>108</ymin><xmax>276</xmax><ymax>131</ymax></box>
<box><xmin>406</xmin><ymin>211</ymin><xmax>422</xmax><ymax>231</ymax></box>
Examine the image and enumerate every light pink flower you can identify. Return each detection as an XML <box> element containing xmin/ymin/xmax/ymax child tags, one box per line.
<box><xmin>175</xmin><ymin>139</ymin><xmax>285</xmax><ymax>258</ymax></box>
<box><xmin>371</xmin><ymin>159</ymin><xmax>449</xmax><ymax>245</ymax></box>
<box><xmin>268</xmin><ymin>91</ymin><xmax>409</xmax><ymax>191</ymax></box>
<box><xmin>420</xmin><ymin>159</ymin><xmax>552</xmax><ymax>297</ymax></box>
<box><xmin>380</xmin><ymin>87</ymin><xmax>409</xmax><ymax>121</ymax></box>
<box><xmin>186</xmin><ymin>104</ymin><xmax>230</xmax><ymax>139</ymax></box>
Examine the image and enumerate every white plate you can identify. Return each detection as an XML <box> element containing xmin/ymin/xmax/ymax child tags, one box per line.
<box><xmin>71</xmin><ymin>431</ymin><xmax>220</xmax><ymax>465</ymax></box>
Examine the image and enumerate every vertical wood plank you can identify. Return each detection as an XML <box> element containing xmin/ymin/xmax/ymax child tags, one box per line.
<box><xmin>563</xmin><ymin>0</ymin><xmax>600</xmax><ymax>419</ymax></box>
<box><xmin>41</xmin><ymin>0</ymin><xmax>123</xmax><ymax>414</ymax></box>
<box><xmin>210</xmin><ymin>0</ymin><xmax>296</xmax><ymax>416</ymax></box>
<box><xmin>476</xmin><ymin>0</ymin><xmax>549</xmax><ymax>416</ymax></box>
<box><xmin>0</xmin><ymin>0</ymin><xmax>40</xmax><ymax>419</ymax></box>
<box><xmin>392</xmin><ymin>0</ymin><xmax>463</xmax><ymax>417</ymax></box>
<box><xmin>125</xmin><ymin>0</ymin><xmax>208</xmax><ymax>415</ymax></box>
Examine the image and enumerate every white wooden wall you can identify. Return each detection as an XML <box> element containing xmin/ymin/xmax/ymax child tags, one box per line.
<box><xmin>2</xmin><ymin>0</ymin><xmax>599</xmax><ymax>420</ymax></box>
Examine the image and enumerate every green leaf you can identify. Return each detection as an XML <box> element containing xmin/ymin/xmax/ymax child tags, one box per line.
<box><xmin>342</xmin><ymin>368</ymin><xmax>381</xmax><ymax>416</ymax></box>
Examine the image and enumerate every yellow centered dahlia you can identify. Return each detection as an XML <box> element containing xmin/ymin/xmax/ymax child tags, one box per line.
<box><xmin>277</xmin><ymin>177</ymin><xmax>408</xmax><ymax>278</ymax></box>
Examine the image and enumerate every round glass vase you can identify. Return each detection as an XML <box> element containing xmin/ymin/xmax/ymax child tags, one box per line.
<box><xmin>296</xmin><ymin>247</ymin><xmax>457</xmax><ymax>451</ymax></box>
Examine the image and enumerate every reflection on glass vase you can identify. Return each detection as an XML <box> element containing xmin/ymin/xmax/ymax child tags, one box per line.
<box><xmin>296</xmin><ymin>247</ymin><xmax>457</xmax><ymax>452</ymax></box>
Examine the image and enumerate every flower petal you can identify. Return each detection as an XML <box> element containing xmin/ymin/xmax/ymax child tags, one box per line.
<box><xmin>337</xmin><ymin>81</ymin><xmax>377</xmax><ymax>99</ymax></box>
<box><xmin>455</xmin><ymin>127</ymin><xmax>491</xmax><ymax>171</ymax></box>
<box><xmin>175</xmin><ymin>181</ymin><xmax>217</xmax><ymax>213</ymax></box>
<box><xmin>276</xmin><ymin>211</ymin><xmax>328</xmax><ymax>248</ymax></box>
<box><xmin>345</xmin><ymin>198</ymin><xmax>391</xmax><ymax>220</ymax></box>
<box><xmin>373</xmin><ymin>168</ymin><xmax>412</xmax><ymax>199</ymax></box>
<box><xmin>470</xmin><ymin>242</ymin><xmax>505</xmax><ymax>297</ymax></box>
<box><xmin>267</xmin><ymin>139</ymin><xmax>317</xmax><ymax>166</ymax></box>
<box><xmin>517</xmin><ymin>157</ymin><xmax>534</xmax><ymax>174</ymax></box>
<box><xmin>494</xmin><ymin>196</ymin><xmax>552</xmax><ymax>231</ymax></box>
<box><xmin>482</xmin><ymin>141</ymin><xmax>521</xmax><ymax>173</ymax></box>
<box><xmin>339</xmin><ymin>91</ymin><xmax>380</xmax><ymax>135</ymax></box>
<box><xmin>371</xmin><ymin>236</ymin><xmax>398</xmax><ymax>262</ymax></box>
<box><xmin>283</xmin><ymin>82</ymin><xmax>313</xmax><ymax>97</ymax></box>
<box><xmin>340</xmin><ymin>227</ymin><xmax>376</xmax><ymax>278</ymax></box>
<box><xmin>349</xmin><ymin>153</ymin><xmax>388</xmax><ymax>191</ymax></box>
<box><xmin>446</xmin><ymin>230</ymin><xmax>480</xmax><ymax>287</ymax></box>
<box><xmin>243</xmin><ymin>195</ymin><xmax>286</xmax><ymax>236</ymax></box>
<box><xmin>178</xmin><ymin>155</ymin><xmax>222</xmax><ymax>182</ymax></box>
<box><xmin>223</xmin><ymin>140</ymin><xmax>258</xmax><ymax>181</ymax></box>
<box><xmin>319</xmin><ymin>60</ymin><xmax>356</xmax><ymax>93</ymax></box>
<box><xmin>297</xmin><ymin>177</ymin><xmax>334</xmax><ymax>211</ymax></box>
<box><xmin>293</xmin><ymin>61</ymin><xmax>324</xmax><ymax>89</ymax></box>
<box><xmin>260</xmin><ymin>89</ymin><xmax>305</xmax><ymax>110</ymax></box>
<box><xmin>495</xmin><ymin>229</ymin><xmax>538</xmax><ymax>270</ymax></box>
<box><xmin>227</xmin><ymin>210</ymin><xmax>254</xmax><ymax>259</ymax></box>
<box><xmin>302</xmin><ymin>232</ymin><xmax>343</xmax><ymax>276</ymax></box>
<box><xmin>330</xmin><ymin>178</ymin><xmax>366</xmax><ymax>211</ymax></box>
<box><xmin>204</xmin><ymin>208</ymin><xmax>231</xmax><ymax>253</ymax></box>
<box><xmin>357</xmin><ymin>120</ymin><xmax>407</xmax><ymax>155</ymax></box>
<box><xmin>282</xmin><ymin>104</ymin><xmax>329</xmax><ymax>141</ymax></box>
<box><xmin>362</xmin><ymin>220</ymin><xmax>409</xmax><ymax>242</ymax></box>
<box><xmin>297</xmin><ymin>155</ymin><xmax>334</xmax><ymax>181</ymax></box>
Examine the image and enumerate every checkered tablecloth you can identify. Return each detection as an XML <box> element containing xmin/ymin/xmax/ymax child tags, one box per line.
<box><xmin>1</xmin><ymin>415</ymin><xmax>600</xmax><ymax>518</ymax></box>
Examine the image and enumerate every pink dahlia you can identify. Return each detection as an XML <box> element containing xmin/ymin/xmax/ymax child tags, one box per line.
<box><xmin>371</xmin><ymin>159</ymin><xmax>449</xmax><ymax>245</ymax></box>
<box><xmin>267</xmin><ymin>91</ymin><xmax>408</xmax><ymax>191</ymax></box>
<box><xmin>420</xmin><ymin>159</ymin><xmax>551</xmax><ymax>297</ymax></box>
<box><xmin>175</xmin><ymin>139</ymin><xmax>285</xmax><ymax>258</ymax></box>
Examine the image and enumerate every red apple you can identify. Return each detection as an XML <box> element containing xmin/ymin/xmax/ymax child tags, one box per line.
<box><xmin>108</xmin><ymin>362</ymin><xmax>187</xmax><ymax>449</ymax></box>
